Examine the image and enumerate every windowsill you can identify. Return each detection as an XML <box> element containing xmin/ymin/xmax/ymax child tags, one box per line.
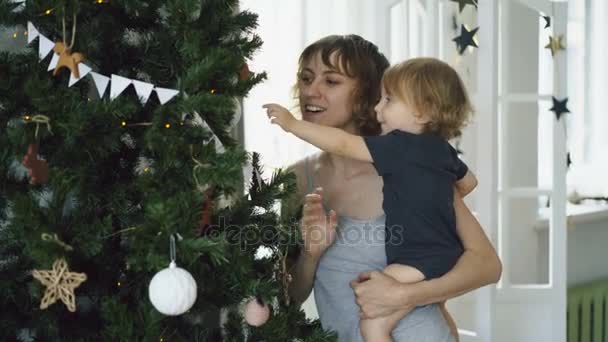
<box><xmin>534</xmin><ymin>203</ymin><xmax>608</xmax><ymax>231</ymax></box>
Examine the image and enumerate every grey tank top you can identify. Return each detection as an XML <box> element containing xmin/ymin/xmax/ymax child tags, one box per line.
<box><xmin>305</xmin><ymin>157</ymin><xmax>455</xmax><ymax>342</ymax></box>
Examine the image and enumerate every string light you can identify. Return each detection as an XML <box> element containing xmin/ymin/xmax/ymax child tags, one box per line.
<box><xmin>44</xmin><ymin>9</ymin><xmax>53</xmax><ymax>15</ymax></box>
<box><xmin>24</xmin><ymin>115</ymin><xmax>31</xmax><ymax>121</ymax></box>
<box><xmin>165</xmin><ymin>123</ymin><xmax>171</xmax><ymax>129</ymax></box>
<box><xmin>144</xmin><ymin>167</ymin><xmax>150</xmax><ymax>173</ymax></box>
<box><xmin>117</xmin><ymin>281</ymin><xmax>121</xmax><ymax>287</ymax></box>
<box><xmin>12</xmin><ymin>32</ymin><xmax>17</xmax><ymax>39</ymax></box>
<box><xmin>121</xmin><ymin>121</ymin><xmax>127</xmax><ymax>127</ymax></box>
<box><xmin>210</xmin><ymin>89</ymin><xmax>216</xmax><ymax>94</ymax></box>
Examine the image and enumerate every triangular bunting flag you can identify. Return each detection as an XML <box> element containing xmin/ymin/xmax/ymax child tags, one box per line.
<box><xmin>90</xmin><ymin>72</ymin><xmax>110</xmax><ymax>98</ymax></box>
<box><xmin>155</xmin><ymin>87</ymin><xmax>179</xmax><ymax>105</ymax></box>
<box><xmin>38</xmin><ymin>35</ymin><xmax>55</xmax><ymax>60</ymax></box>
<box><xmin>132</xmin><ymin>80</ymin><xmax>155</xmax><ymax>105</ymax></box>
<box><xmin>11</xmin><ymin>0</ymin><xmax>25</xmax><ymax>12</ymax></box>
<box><xmin>110</xmin><ymin>74</ymin><xmax>133</xmax><ymax>100</ymax></box>
<box><xmin>68</xmin><ymin>63</ymin><xmax>92</xmax><ymax>87</ymax></box>
<box><xmin>27</xmin><ymin>22</ymin><xmax>39</xmax><ymax>44</ymax></box>
<box><xmin>47</xmin><ymin>53</ymin><xmax>59</xmax><ymax>71</ymax></box>
<box><xmin>197</xmin><ymin>114</ymin><xmax>225</xmax><ymax>154</ymax></box>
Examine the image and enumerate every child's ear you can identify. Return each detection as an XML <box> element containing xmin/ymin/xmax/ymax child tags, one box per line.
<box><xmin>414</xmin><ymin>113</ymin><xmax>431</xmax><ymax>124</ymax></box>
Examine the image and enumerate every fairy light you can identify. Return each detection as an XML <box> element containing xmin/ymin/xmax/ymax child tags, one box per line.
<box><xmin>44</xmin><ymin>9</ymin><xmax>53</xmax><ymax>15</ymax></box>
<box><xmin>144</xmin><ymin>167</ymin><xmax>150</xmax><ymax>173</ymax></box>
<box><xmin>12</xmin><ymin>32</ymin><xmax>17</xmax><ymax>39</ymax></box>
<box><xmin>210</xmin><ymin>89</ymin><xmax>216</xmax><ymax>94</ymax></box>
<box><xmin>24</xmin><ymin>115</ymin><xmax>31</xmax><ymax>121</ymax></box>
<box><xmin>121</xmin><ymin>121</ymin><xmax>127</xmax><ymax>127</ymax></box>
<box><xmin>165</xmin><ymin>123</ymin><xmax>171</xmax><ymax>129</ymax></box>
<box><xmin>117</xmin><ymin>281</ymin><xmax>121</xmax><ymax>287</ymax></box>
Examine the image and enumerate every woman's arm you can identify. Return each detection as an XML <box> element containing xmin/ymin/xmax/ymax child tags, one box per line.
<box><xmin>351</xmin><ymin>192</ymin><xmax>501</xmax><ymax>318</ymax></box>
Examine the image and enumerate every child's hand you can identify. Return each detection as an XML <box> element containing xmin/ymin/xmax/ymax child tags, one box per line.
<box><xmin>263</xmin><ymin>103</ymin><xmax>296</xmax><ymax>132</ymax></box>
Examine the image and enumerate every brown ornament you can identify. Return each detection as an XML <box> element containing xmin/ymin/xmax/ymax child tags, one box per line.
<box><xmin>22</xmin><ymin>143</ymin><xmax>49</xmax><ymax>185</ymax></box>
<box><xmin>239</xmin><ymin>63</ymin><xmax>253</xmax><ymax>81</ymax></box>
<box><xmin>53</xmin><ymin>42</ymin><xmax>85</xmax><ymax>78</ymax></box>
<box><xmin>196</xmin><ymin>188</ymin><xmax>216</xmax><ymax>237</ymax></box>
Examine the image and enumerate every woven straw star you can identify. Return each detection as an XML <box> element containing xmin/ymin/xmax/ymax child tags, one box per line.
<box><xmin>32</xmin><ymin>258</ymin><xmax>87</xmax><ymax>312</ymax></box>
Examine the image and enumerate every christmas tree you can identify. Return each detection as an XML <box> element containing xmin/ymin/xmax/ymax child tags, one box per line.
<box><xmin>0</xmin><ymin>0</ymin><xmax>335</xmax><ymax>340</ymax></box>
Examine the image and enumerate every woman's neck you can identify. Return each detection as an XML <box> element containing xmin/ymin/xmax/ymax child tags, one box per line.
<box><xmin>321</xmin><ymin>151</ymin><xmax>373</xmax><ymax>178</ymax></box>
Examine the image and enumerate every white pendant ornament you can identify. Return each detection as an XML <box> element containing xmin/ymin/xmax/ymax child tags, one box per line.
<box><xmin>132</xmin><ymin>80</ymin><xmax>154</xmax><ymax>105</ymax></box>
<box><xmin>90</xmin><ymin>72</ymin><xmax>110</xmax><ymax>98</ymax></box>
<box><xmin>68</xmin><ymin>63</ymin><xmax>92</xmax><ymax>87</ymax></box>
<box><xmin>47</xmin><ymin>53</ymin><xmax>60</xmax><ymax>71</ymax></box>
<box><xmin>27</xmin><ymin>22</ymin><xmax>39</xmax><ymax>43</ymax></box>
<box><xmin>110</xmin><ymin>74</ymin><xmax>133</xmax><ymax>100</ymax></box>
<box><xmin>155</xmin><ymin>87</ymin><xmax>179</xmax><ymax>105</ymax></box>
<box><xmin>38</xmin><ymin>35</ymin><xmax>55</xmax><ymax>60</ymax></box>
<box><xmin>149</xmin><ymin>235</ymin><xmax>197</xmax><ymax>316</ymax></box>
<box><xmin>243</xmin><ymin>297</ymin><xmax>270</xmax><ymax>326</ymax></box>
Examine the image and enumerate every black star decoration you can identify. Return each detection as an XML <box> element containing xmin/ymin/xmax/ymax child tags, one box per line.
<box><xmin>450</xmin><ymin>0</ymin><xmax>478</xmax><ymax>13</ymax></box>
<box><xmin>543</xmin><ymin>16</ymin><xmax>551</xmax><ymax>29</ymax></box>
<box><xmin>549</xmin><ymin>96</ymin><xmax>570</xmax><ymax>120</ymax></box>
<box><xmin>453</xmin><ymin>25</ymin><xmax>479</xmax><ymax>55</ymax></box>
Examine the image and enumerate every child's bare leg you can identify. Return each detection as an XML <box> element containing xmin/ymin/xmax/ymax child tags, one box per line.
<box><xmin>440</xmin><ymin>302</ymin><xmax>460</xmax><ymax>342</ymax></box>
<box><xmin>359</xmin><ymin>264</ymin><xmax>425</xmax><ymax>342</ymax></box>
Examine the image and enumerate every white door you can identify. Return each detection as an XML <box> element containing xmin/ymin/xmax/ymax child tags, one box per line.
<box><xmin>492</xmin><ymin>1</ymin><xmax>568</xmax><ymax>341</ymax></box>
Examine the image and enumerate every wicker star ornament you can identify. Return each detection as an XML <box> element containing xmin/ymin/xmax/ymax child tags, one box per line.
<box><xmin>32</xmin><ymin>258</ymin><xmax>87</xmax><ymax>312</ymax></box>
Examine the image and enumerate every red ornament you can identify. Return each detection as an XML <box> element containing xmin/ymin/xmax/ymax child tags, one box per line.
<box><xmin>22</xmin><ymin>143</ymin><xmax>49</xmax><ymax>185</ymax></box>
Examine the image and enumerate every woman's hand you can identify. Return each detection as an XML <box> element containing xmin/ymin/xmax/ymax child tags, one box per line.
<box><xmin>263</xmin><ymin>103</ymin><xmax>296</xmax><ymax>133</ymax></box>
<box><xmin>350</xmin><ymin>271</ymin><xmax>415</xmax><ymax>319</ymax></box>
<box><xmin>300</xmin><ymin>187</ymin><xmax>338</xmax><ymax>259</ymax></box>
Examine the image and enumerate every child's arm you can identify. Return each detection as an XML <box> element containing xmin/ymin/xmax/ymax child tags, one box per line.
<box><xmin>263</xmin><ymin>103</ymin><xmax>372</xmax><ymax>162</ymax></box>
<box><xmin>455</xmin><ymin>170</ymin><xmax>477</xmax><ymax>197</ymax></box>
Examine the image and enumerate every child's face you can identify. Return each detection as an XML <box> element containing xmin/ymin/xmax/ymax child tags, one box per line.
<box><xmin>374</xmin><ymin>87</ymin><xmax>429</xmax><ymax>135</ymax></box>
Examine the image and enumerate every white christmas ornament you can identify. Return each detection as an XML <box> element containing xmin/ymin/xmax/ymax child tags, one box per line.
<box><xmin>149</xmin><ymin>260</ymin><xmax>197</xmax><ymax>316</ymax></box>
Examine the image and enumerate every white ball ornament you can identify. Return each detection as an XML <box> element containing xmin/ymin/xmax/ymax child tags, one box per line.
<box><xmin>244</xmin><ymin>297</ymin><xmax>271</xmax><ymax>326</ymax></box>
<box><xmin>149</xmin><ymin>261</ymin><xmax>197</xmax><ymax>316</ymax></box>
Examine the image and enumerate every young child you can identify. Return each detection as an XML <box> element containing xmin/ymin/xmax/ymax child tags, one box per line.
<box><xmin>264</xmin><ymin>57</ymin><xmax>475</xmax><ymax>342</ymax></box>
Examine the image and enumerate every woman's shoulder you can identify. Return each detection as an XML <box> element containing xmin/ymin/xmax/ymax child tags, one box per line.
<box><xmin>286</xmin><ymin>152</ymin><xmax>324</xmax><ymax>183</ymax></box>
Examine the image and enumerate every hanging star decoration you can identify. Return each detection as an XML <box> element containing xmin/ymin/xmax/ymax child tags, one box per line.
<box><xmin>542</xmin><ymin>15</ymin><xmax>551</xmax><ymax>29</ymax></box>
<box><xmin>545</xmin><ymin>35</ymin><xmax>565</xmax><ymax>57</ymax></box>
<box><xmin>549</xmin><ymin>96</ymin><xmax>570</xmax><ymax>120</ymax></box>
<box><xmin>53</xmin><ymin>41</ymin><xmax>85</xmax><ymax>78</ymax></box>
<box><xmin>450</xmin><ymin>0</ymin><xmax>477</xmax><ymax>13</ymax></box>
<box><xmin>453</xmin><ymin>25</ymin><xmax>479</xmax><ymax>55</ymax></box>
<box><xmin>32</xmin><ymin>258</ymin><xmax>87</xmax><ymax>312</ymax></box>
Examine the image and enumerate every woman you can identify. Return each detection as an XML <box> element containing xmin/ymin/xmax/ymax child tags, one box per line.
<box><xmin>285</xmin><ymin>35</ymin><xmax>501</xmax><ymax>342</ymax></box>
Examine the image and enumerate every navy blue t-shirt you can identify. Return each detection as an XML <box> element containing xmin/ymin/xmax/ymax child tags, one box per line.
<box><xmin>363</xmin><ymin>130</ymin><xmax>467</xmax><ymax>279</ymax></box>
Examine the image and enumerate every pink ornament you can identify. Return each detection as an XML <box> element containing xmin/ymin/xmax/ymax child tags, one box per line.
<box><xmin>244</xmin><ymin>297</ymin><xmax>270</xmax><ymax>326</ymax></box>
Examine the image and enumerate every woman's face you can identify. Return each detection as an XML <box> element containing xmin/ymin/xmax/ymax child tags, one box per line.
<box><xmin>298</xmin><ymin>52</ymin><xmax>359</xmax><ymax>134</ymax></box>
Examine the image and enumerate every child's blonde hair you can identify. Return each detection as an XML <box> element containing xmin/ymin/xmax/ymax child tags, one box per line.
<box><xmin>382</xmin><ymin>57</ymin><xmax>473</xmax><ymax>139</ymax></box>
